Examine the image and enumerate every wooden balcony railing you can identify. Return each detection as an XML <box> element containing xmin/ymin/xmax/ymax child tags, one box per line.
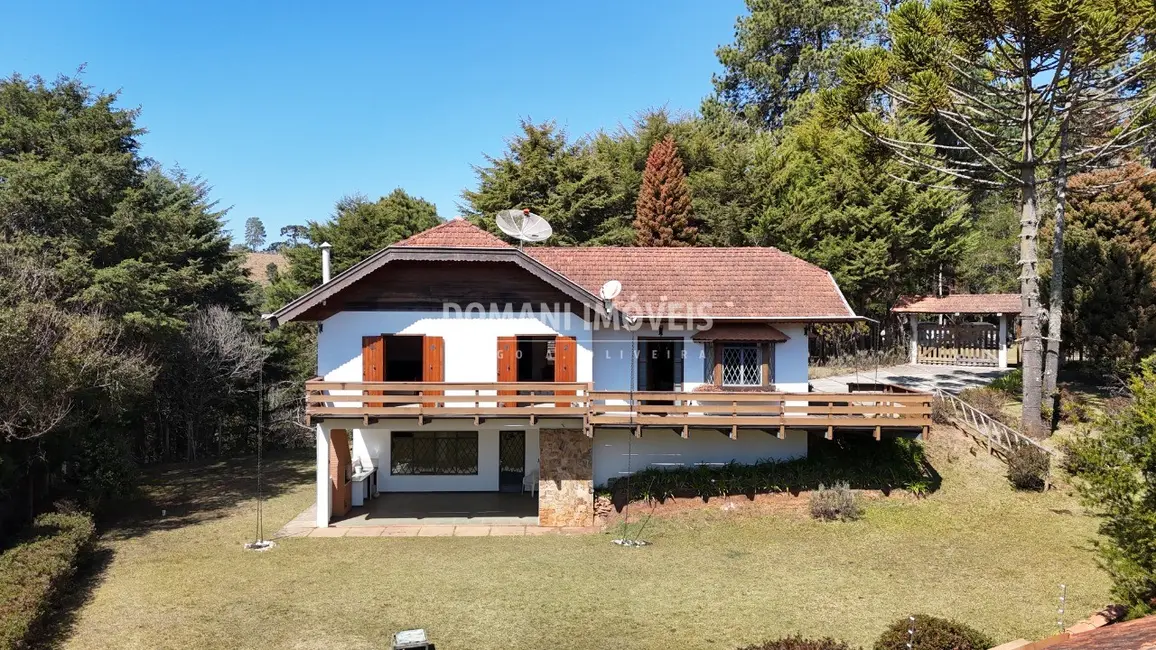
<box><xmin>587</xmin><ymin>391</ymin><xmax>931</xmax><ymax>437</ymax></box>
<box><xmin>304</xmin><ymin>380</ymin><xmax>932</xmax><ymax>435</ymax></box>
<box><xmin>305</xmin><ymin>380</ymin><xmax>593</xmax><ymax>423</ymax></box>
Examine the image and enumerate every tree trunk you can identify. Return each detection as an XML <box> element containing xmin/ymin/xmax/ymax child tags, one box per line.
<box><xmin>1019</xmin><ymin>60</ymin><xmax>1044</xmax><ymax>432</ymax></box>
<box><xmin>1043</xmin><ymin>117</ymin><xmax>1071</xmax><ymax>401</ymax></box>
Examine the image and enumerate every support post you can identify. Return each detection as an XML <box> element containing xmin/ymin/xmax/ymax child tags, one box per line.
<box><xmin>315</xmin><ymin>424</ymin><xmax>331</xmax><ymax>528</ymax></box>
<box><xmin>998</xmin><ymin>313</ymin><xmax>1009</xmax><ymax>369</ymax></box>
<box><xmin>909</xmin><ymin>315</ymin><xmax>919</xmax><ymax>364</ymax></box>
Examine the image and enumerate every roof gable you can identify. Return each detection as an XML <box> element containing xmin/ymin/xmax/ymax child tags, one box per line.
<box><xmin>394</xmin><ymin>219</ymin><xmax>511</xmax><ymax>248</ymax></box>
<box><xmin>268</xmin><ymin>220</ymin><xmax>858</xmax><ymax>324</ymax></box>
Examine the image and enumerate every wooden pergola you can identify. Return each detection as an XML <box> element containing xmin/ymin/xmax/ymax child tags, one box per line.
<box><xmin>893</xmin><ymin>294</ymin><xmax>1021</xmax><ymax>369</ymax></box>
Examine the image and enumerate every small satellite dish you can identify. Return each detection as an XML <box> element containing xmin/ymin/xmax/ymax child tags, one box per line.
<box><xmin>599</xmin><ymin>280</ymin><xmax>622</xmax><ymax>301</ymax></box>
<box><xmin>496</xmin><ymin>208</ymin><xmax>553</xmax><ymax>247</ymax></box>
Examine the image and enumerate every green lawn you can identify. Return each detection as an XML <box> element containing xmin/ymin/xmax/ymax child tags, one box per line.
<box><xmin>52</xmin><ymin>430</ymin><xmax>1109</xmax><ymax>650</ymax></box>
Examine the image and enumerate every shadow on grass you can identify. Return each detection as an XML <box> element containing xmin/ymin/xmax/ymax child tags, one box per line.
<box><xmin>28</xmin><ymin>451</ymin><xmax>312</xmax><ymax>648</ymax></box>
<box><xmin>100</xmin><ymin>450</ymin><xmax>313</xmax><ymax>542</ymax></box>
<box><xmin>29</xmin><ymin>545</ymin><xmax>115</xmax><ymax>650</ymax></box>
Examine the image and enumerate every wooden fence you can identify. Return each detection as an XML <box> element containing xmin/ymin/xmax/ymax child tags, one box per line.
<box><xmin>917</xmin><ymin>323</ymin><xmax>1000</xmax><ymax>367</ymax></box>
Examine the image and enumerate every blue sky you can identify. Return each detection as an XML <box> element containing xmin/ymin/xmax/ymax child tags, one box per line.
<box><xmin>2</xmin><ymin>0</ymin><xmax>744</xmax><ymax>243</ymax></box>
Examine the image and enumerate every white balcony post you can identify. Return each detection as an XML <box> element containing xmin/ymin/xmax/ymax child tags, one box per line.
<box><xmin>315</xmin><ymin>423</ymin><xmax>331</xmax><ymax>528</ymax></box>
<box><xmin>908</xmin><ymin>316</ymin><xmax>919</xmax><ymax>365</ymax></box>
<box><xmin>998</xmin><ymin>313</ymin><xmax>1008</xmax><ymax>369</ymax></box>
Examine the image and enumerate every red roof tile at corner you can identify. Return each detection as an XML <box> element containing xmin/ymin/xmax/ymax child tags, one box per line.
<box><xmin>892</xmin><ymin>293</ymin><xmax>1022</xmax><ymax>315</ymax></box>
<box><xmin>391</xmin><ymin>219</ymin><xmax>854</xmax><ymax>319</ymax></box>
<box><xmin>393</xmin><ymin>219</ymin><xmax>512</xmax><ymax>248</ymax></box>
<box><xmin>1044</xmin><ymin>614</ymin><xmax>1156</xmax><ymax>650</ymax></box>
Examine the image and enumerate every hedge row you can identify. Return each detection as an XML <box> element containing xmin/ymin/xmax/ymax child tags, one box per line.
<box><xmin>599</xmin><ymin>436</ymin><xmax>935</xmax><ymax>502</ymax></box>
<box><xmin>0</xmin><ymin>511</ymin><xmax>96</xmax><ymax>650</ymax></box>
<box><xmin>740</xmin><ymin>614</ymin><xmax>993</xmax><ymax>650</ymax></box>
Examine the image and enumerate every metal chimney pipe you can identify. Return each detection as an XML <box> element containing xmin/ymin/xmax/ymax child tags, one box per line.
<box><xmin>320</xmin><ymin>242</ymin><xmax>332</xmax><ymax>284</ymax></box>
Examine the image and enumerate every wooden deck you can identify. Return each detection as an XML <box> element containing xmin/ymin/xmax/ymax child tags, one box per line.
<box><xmin>305</xmin><ymin>380</ymin><xmax>932</xmax><ymax>436</ymax></box>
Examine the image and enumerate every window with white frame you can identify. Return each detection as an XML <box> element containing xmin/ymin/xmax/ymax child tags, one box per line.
<box><xmin>721</xmin><ymin>344</ymin><xmax>761</xmax><ymax>386</ymax></box>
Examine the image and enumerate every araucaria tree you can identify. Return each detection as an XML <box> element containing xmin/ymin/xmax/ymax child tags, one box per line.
<box><xmin>634</xmin><ymin>135</ymin><xmax>697</xmax><ymax>246</ymax></box>
<box><xmin>244</xmin><ymin>216</ymin><xmax>266</xmax><ymax>251</ymax></box>
<box><xmin>830</xmin><ymin>0</ymin><xmax>1156</xmax><ymax>430</ymax></box>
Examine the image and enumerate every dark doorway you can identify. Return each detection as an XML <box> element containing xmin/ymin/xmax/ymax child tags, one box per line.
<box><xmin>383</xmin><ymin>335</ymin><xmax>423</xmax><ymax>381</ymax></box>
<box><xmin>516</xmin><ymin>337</ymin><xmax>555</xmax><ymax>382</ymax></box>
<box><xmin>638</xmin><ymin>339</ymin><xmax>683</xmax><ymax>406</ymax></box>
<box><xmin>498</xmin><ymin>430</ymin><xmax>526</xmax><ymax>492</ymax></box>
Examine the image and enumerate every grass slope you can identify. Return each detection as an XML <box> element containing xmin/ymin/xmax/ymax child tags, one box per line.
<box><xmin>54</xmin><ymin>431</ymin><xmax>1108</xmax><ymax>650</ymax></box>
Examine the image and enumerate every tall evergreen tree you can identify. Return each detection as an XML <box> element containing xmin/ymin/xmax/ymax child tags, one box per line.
<box><xmin>711</xmin><ymin>0</ymin><xmax>881</xmax><ymax>129</ymax></box>
<box><xmin>0</xmin><ymin>73</ymin><xmax>258</xmax><ymax>518</ymax></box>
<box><xmin>830</xmin><ymin>0</ymin><xmax>1156</xmax><ymax>429</ymax></box>
<box><xmin>633</xmin><ymin>136</ymin><xmax>697</xmax><ymax>246</ymax></box>
<box><xmin>460</xmin><ymin>120</ymin><xmax>624</xmax><ymax>246</ymax></box>
<box><xmin>751</xmin><ymin>109</ymin><xmax>966</xmax><ymax>317</ymax></box>
<box><xmin>244</xmin><ymin>216</ymin><xmax>266</xmax><ymax>251</ymax></box>
<box><xmin>1062</xmin><ymin>163</ymin><xmax>1156</xmax><ymax>364</ymax></box>
<box><xmin>272</xmin><ymin>189</ymin><xmax>441</xmax><ymax>300</ymax></box>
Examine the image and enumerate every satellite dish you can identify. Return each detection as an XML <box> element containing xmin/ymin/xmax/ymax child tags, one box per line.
<box><xmin>599</xmin><ymin>280</ymin><xmax>622</xmax><ymax>301</ymax></box>
<box><xmin>496</xmin><ymin>208</ymin><xmax>553</xmax><ymax>246</ymax></box>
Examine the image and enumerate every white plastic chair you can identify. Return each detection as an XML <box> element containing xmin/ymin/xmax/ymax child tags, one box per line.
<box><xmin>522</xmin><ymin>469</ymin><xmax>540</xmax><ymax>496</ymax></box>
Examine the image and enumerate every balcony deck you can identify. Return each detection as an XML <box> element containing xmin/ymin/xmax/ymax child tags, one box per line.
<box><xmin>305</xmin><ymin>380</ymin><xmax>932</xmax><ymax>437</ymax></box>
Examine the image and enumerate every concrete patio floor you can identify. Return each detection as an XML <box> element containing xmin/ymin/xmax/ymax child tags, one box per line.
<box><xmin>277</xmin><ymin>491</ymin><xmax>545</xmax><ymax>538</ymax></box>
<box><xmin>809</xmin><ymin>363</ymin><xmax>1010</xmax><ymax>395</ymax></box>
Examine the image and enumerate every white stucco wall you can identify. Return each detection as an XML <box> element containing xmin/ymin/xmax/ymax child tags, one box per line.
<box><xmin>318</xmin><ymin>310</ymin><xmax>593</xmax><ymax>383</ymax></box>
<box><xmin>353</xmin><ymin>423</ymin><xmax>540</xmax><ymax>492</ymax></box>
<box><xmin>590</xmin><ymin>322</ymin><xmax>810</xmax><ymax>394</ymax></box>
<box><xmin>772</xmin><ymin>323</ymin><xmax>809</xmax><ymax>392</ymax></box>
<box><xmin>591</xmin><ymin>325</ymin><xmax>708</xmax><ymax>396</ymax></box>
<box><xmin>592</xmin><ymin>428</ymin><xmax>808</xmax><ymax>486</ymax></box>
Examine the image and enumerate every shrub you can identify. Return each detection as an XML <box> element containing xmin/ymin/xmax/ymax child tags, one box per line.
<box><xmin>1066</xmin><ymin>356</ymin><xmax>1156</xmax><ymax>611</ymax></box>
<box><xmin>739</xmin><ymin>636</ymin><xmax>857</xmax><ymax>650</ymax></box>
<box><xmin>809</xmin><ymin>482</ymin><xmax>862</xmax><ymax>521</ymax></box>
<box><xmin>957</xmin><ymin>387</ymin><xmax>1009</xmax><ymax>424</ymax></box>
<box><xmin>1058</xmin><ymin>388</ymin><xmax>1095</xmax><ymax>424</ymax></box>
<box><xmin>931</xmin><ymin>396</ymin><xmax>952</xmax><ymax>424</ymax></box>
<box><xmin>1006</xmin><ymin>443</ymin><xmax>1050</xmax><ymax>491</ymax></box>
<box><xmin>988</xmin><ymin>369</ymin><xmax>1023</xmax><ymax>396</ymax></box>
<box><xmin>0</xmin><ymin>511</ymin><xmax>96</xmax><ymax>649</ymax></box>
<box><xmin>602</xmin><ymin>437</ymin><xmax>933</xmax><ymax>503</ymax></box>
<box><xmin>874</xmin><ymin>614</ymin><xmax>993</xmax><ymax>650</ymax></box>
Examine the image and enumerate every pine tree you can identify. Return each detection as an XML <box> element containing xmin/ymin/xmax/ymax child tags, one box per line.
<box><xmin>244</xmin><ymin>216</ymin><xmax>266</xmax><ymax>251</ymax></box>
<box><xmin>1062</xmin><ymin>163</ymin><xmax>1156</xmax><ymax>363</ymax></box>
<box><xmin>634</xmin><ymin>136</ymin><xmax>696</xmax><ymax>247</ymax></box>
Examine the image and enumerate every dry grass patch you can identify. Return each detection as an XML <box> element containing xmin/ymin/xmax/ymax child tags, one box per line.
<box><xmin>51</xmin><ymin>434</ymin><xmax>1108</xmax><ymax>650</ymax></box>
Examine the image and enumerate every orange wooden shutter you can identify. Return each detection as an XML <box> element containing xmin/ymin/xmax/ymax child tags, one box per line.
<box><xmin>422</xmin><ymin>335</ymin><xmax>444</xmax><ymax>407</ymax></box>
<box><xmin>497</xmin><ymin>336</ymin><xmax>517</xmax><ymax>407</ymax></box>
<box><xmin>329</xmin><ymin>429</ymin><xmax>352</xmax><ymax>518</ymax></box>
<box><xmin>554</xmin><ymin>335</ymin><xmax>577</xmax><ymax>407</ymax></box>
<box><xmin>362</xmin><ymin>335</ymin><xmax>384</xmax><ymax>408</ymax></box>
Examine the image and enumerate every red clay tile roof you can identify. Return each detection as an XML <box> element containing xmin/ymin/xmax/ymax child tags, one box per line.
<box><xmin>1044</xmin><ymin>614</ymin><xmax>1156</xmax><ymax>650</ymax></box>
<box><xmin>525</xmin><ymin>247</ymin><xmax>854</xmax><ymax>319</ymax></box>
<box><xmin>394</xmin><ymin>218</ymin><xmax>512</xmax><ymax>248</ymax></box>
<box><xmin>380</xmin><ymin>220</ymin><xmax>855</xmax><ymax>320</ymax></box>
<box><xmin>892</xmin><ymin>293</ymin><xmax>1022</xmax><ymax>315</ymax></box>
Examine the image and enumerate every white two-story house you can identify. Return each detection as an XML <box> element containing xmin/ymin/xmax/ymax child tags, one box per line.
<box><xmin>267</xmin><ymin>219</ymin><xmax>931</xmax><ymax>529</ymax></box>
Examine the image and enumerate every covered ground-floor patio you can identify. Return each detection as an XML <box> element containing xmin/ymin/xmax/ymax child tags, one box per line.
<box><xmin>275</xmin><ymin>492</ymin><xmax>601</xmax><ymax>538</ymax></box>
<box><xmin>335</xmin><ymin>491</ymin><xmax>538</xmax><ymax>526</ymax></box>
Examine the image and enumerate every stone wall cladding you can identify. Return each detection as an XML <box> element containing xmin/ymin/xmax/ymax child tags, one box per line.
<box><xmin>538</xmin><ymin>428</ymin><xmax>594</xmax><ymax>527</ymax></box>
